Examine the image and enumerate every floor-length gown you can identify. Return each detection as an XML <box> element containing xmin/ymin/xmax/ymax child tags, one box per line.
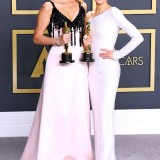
<box><xmin>21</xmin><ymin>2</ymin><xmax>93</xmax><ymax>160</ymax></box>
<box><xmin>89</xmin><ymin>7</ymin><xmax>144</xmax><ymax>160</ymax></box>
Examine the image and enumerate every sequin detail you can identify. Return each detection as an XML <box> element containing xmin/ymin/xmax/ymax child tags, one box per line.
<box><xmin>47</xmin><ymin>1</ymin><xmax>85</xmax><ymax>46</ymax></box>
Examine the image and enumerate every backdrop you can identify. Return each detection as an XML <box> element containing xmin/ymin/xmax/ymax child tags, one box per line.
<box><xmin>0</xmin><ymin>0</ymin><xmax>159</xmax><ymax>111</ymax></box>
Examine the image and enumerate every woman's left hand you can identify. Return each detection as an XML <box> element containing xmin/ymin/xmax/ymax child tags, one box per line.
<box><xmin>99</xmin><ymin>48</ymin><xmax>114</xmax><ymax>59</ymax></box>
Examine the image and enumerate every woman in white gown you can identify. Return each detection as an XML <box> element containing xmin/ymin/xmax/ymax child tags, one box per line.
<box><xmin>20</xmin><ymin>0</ymin><xmax>94</xmax><ymax>160</ymax></box>
<box><xmin>85</xmin><ymin>0</ymin><xmax>144</xmax><ymax>159</ymax></box>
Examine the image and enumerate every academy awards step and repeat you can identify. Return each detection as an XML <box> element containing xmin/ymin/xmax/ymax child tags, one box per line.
<box><xmin>0</xmin><ymin>0</ymin><xmax>159</xmax><ymax>111</ymax></box>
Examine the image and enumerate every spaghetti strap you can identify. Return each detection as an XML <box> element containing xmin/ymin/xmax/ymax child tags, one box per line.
<box><xmin>49</xmin><ymin>1</ymin><xmax>55</xmax><ymax>7</ymax></box>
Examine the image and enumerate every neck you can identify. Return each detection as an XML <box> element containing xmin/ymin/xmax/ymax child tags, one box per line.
<box><xmin>55</xmin><ymin>0</ymin><xmax>77</xmax><ymax>3</ymax></box>
<box><xmin>95</xmin><ymin>2</ymin><xmax>110</xmax><ymax>15</ymax></box>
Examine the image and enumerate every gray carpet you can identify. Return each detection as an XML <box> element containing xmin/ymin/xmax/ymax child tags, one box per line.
<box><xmin>0</xmin><ymin>135</ymin><xmax>160</xmax><ymax>160</ymax></box>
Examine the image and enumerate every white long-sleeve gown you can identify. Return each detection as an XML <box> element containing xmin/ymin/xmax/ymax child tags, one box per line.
<box><xmin>89</xmin><ymin>7</ymin><xmax>144</xmax><ymax>160</ymax></box>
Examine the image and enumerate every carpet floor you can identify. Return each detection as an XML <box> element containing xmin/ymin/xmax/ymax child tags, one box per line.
<box><xmin>0</xmin><ymin>135</ymin><xmax>160</xmax><ymax>160</ymax></box>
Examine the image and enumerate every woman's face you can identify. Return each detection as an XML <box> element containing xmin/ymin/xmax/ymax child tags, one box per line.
<box><xmin>94</xmin><ymin>0</ymin><xmax>107</xmax><ymax>5</ymax></box>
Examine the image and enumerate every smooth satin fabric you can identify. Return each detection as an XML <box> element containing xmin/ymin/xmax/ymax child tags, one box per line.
<box><xmin>21</xmin><ymin>31</ymin><xmax>94</xmax><ymax>160</ymax></box>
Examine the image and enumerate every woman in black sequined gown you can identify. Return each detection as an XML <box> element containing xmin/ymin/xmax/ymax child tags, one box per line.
<box><xmin>21</xmin><ymin>1</ymin><xmax>94</xmax><ymax>160</ymax></box>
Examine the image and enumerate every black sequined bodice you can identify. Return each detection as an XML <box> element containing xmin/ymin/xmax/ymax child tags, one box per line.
<box><xmin>47</xmin><ymin>1</ymin><xmax>85</xmax><ymax>46</ymax></box>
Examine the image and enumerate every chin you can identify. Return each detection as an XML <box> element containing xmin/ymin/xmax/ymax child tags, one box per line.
<box><xmin>95</xmin><ymin>0</ymin><xmax>106</xmax><ymax>5</ymax></box>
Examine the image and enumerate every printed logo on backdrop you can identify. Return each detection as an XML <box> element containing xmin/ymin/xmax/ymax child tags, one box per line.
<box><xmin>12</xmin><ymin>29</ymin><xmax>156</xmax><ymax>93</ymax></box>
<box><xmin>12</xmin><ymin>0</ymin><xmax>156</xmax><ymax>93</ymax></box>
<box><xmin>12</xmin><ymin>30</ymin><xmax>48</xmax><ymax>93</ymax></box>
<box><xmin>118</xmin><ymin>29</ymin><xmax>155</xmax><ymax>92</ymax></box>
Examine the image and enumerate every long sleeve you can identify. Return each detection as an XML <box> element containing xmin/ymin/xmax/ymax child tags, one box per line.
<box><xmin>111</xmin><ymin>7</ymin><xmax>144</xmax><ymax>60</ymax></box>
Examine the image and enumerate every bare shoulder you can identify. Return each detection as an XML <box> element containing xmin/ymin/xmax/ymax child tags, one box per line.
<box><xmin>81</xmin><ymin>1</ymin><xmax>87</xmax><ymax>11</ymax></box>
<box><xmin>36</xmin><ymin>2</ymin><xmax>53</xmax><ymax>18</ymax></box>
<box><xmin>40</xmin><ymin>2</ymin><xmax>53</xmax><ymax>12</ymax></box>
<box><xmin>86</xmin><ymin>11</ymin><xmax>94</xmax><ymax>21</ymax></box>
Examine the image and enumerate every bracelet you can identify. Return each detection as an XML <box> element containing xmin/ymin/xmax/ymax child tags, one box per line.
<box><xmin>53</xmin><ymin>37</ymin><xmax>60</xmax><ymax>46</ymax></box>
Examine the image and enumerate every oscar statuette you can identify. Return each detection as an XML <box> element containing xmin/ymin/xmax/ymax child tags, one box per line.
<box><xmin>80</xmin><ymin>21</ymin><xmax>95</xmax><ymax>62</ymax></box>
<box><xmin>60</xmin><ymin>22</ymin><xmax>75</xmax><ymax>63</ymax></box>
